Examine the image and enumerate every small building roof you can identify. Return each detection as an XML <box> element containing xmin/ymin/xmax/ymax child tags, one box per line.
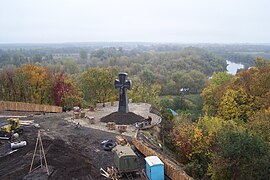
<box><xmin>168</xmin><ymin>108</ymin><xmax>178</xmax><ymax>116</ymax></box>
<box><xmin>145</xmin><ymin>156</ymin><xmax>164</xmax><ymax>167</ymax></box>
<box><xmin>114</xmin><ymin>145</ymin><xmax>137</xmax><ymax>158</ymax></box>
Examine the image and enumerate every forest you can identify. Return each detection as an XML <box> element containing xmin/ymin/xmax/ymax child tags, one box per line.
<box><xmin>162</xmin><ymin>59</ymin><xmax>270</xmax><ymax>179</ymax></box>
<box><xmin>0</xmin><ymin>43</ymin><xmax>270</xmax><ymax>179</ymax></box>
<box><xmin>0</xmin><ymin>44</ymin><xmax>228</xmax><ymax>106</ymax></box>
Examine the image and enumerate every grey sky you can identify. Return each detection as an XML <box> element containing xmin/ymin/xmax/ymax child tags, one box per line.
<box><xmin>0</xmin><ymin>0</ymin><xmax>269</xmax><ymax>43</ymax></box>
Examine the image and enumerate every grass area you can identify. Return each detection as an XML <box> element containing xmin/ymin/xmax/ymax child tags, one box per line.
<box><xmin>159</xmin><ymin>94</ymin><xmax>203</xmax><ymax>121</ymax></box>
<box><xmin>160</xmin><ymin>94</ymin><xmax>202</xmax><ymax>107</ymax></box>
<box><xmin>183</xmin><ymin>94</ymin><xmax>202</xmax><ymax>104</ymax></box>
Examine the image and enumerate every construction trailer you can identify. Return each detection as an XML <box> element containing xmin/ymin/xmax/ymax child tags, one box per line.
<box><xmin>113</xmin><ymin>145</ymin><xmax>139</xmax><ymax>173</ymax></box>
<box><xmin>145</xmin><ymin>156</ymin><xmax>164</xmax><ymax>180</ymax></box>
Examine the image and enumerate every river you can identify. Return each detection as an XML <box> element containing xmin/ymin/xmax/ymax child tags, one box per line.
<box><xmin>226</xmin><ymin>60</ymin><xmax>244</xmax><ymax>75</ymax></box>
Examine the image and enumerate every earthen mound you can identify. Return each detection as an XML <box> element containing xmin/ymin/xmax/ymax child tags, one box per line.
<box><xmin>101</xmin><ymin>112</ymin><xmax>145</xmax><ymax>125</ymax></box>
<box><xmin>0</xmin><ymin>137</ymin><xmax>99</xmax><ymax>180</ymax></box>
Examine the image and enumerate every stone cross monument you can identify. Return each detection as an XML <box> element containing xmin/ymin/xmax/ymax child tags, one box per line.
<box><xmin>115</xmin><ymin>73</ymin><xmax>132</xmax><ymax>113</ymax></box>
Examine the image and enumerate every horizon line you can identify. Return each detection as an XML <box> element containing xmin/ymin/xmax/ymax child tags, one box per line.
<box><xmin>0</xmin><ymin>41</ymin><xmax>270</xmax><ymax>45</ymax></box>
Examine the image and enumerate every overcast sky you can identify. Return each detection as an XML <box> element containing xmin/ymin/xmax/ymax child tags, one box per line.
<box><xmin>0</xmin><ymin>0</ymin><xmax>269</xmax><ymax>43</ymax></box>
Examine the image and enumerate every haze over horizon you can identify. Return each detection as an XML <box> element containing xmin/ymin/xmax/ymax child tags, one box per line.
<box><xmin>0</xmin><ymin>0</ymin><xmax>269</xmax><ymax>44</ymax></box>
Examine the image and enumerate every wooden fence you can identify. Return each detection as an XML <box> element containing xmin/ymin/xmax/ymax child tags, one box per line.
<box><xmin>132</xmin><ymin>135</ymin><xmax>192</xmax><ymax>180</ymax></box>
<box><xmin>0</xmin><ymin>101</ymin><xmax>62</xmax><ymax>113</ymax></box>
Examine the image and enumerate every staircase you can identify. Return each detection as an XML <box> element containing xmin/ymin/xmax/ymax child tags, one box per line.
<box><xmin>125</xmin><ymin>173</ymin><xmax>133</xmax><ymax>180</ymax></box>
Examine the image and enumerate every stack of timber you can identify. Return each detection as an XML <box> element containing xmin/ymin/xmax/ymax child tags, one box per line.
<box><xmin>132</xmin><ymin>131</ymin><xmax>192</xmax><ymax>180</ymax></box>
<box><xmin>0</xmin><ymin>101</ymin><xmax>62</xmax><ymax>113</ymax></box>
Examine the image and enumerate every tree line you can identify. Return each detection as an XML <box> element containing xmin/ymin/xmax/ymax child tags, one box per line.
<box><xmin>0</xmin><ymin>64</ymin><xmax>162</xmax><ymax>108</ymax></box>
<box><xmin>0</xmin><ymin>47</ymin><xmax>228</xmax><ymax>107</ymax></box>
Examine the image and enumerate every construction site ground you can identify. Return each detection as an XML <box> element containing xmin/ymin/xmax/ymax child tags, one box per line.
<box><xmin>0</xmin><ymin>103</ymin><xmax>160</xmax><ymax>180</ymax></box>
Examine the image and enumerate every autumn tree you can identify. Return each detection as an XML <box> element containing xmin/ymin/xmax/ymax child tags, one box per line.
<box><xmin>0</xmin><ymin>68</ymin><xmax>17</xmax><ymax>101</ymax></box>
<box><xmin>233</xmin><ymin>66</ymin><xmax>270</xmax><ymax>110</ymax></box>
<box><xmin>51</xmin><ymin>72</ymin><xmax>83</xmax><ymax>107</ymax></box>
<box><xmin>201</xmin><ymin>71</ymin><xmax>232</xmax><ymax>116</ymax></box>
<box><xmin>218</xmin><ymin>88</ymin><xmax>257</xmax><ymax>122</ymax></box>
<box><xmin>18</xmin><ymin>64</ymin><xmax>50</xmax><ymax>104</ymax></box>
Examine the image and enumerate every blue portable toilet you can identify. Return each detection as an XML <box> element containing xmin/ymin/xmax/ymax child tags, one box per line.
<box><xmin>145</xmin><ymin>156</ymin><xmax>164</xmax><ymax>180</ymax></box>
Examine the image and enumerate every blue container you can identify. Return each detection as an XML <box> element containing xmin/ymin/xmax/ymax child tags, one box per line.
<box><xmin>145</xmin><ymin>156</ymin><xmax>164</xmax><ymax>180</ymax></box>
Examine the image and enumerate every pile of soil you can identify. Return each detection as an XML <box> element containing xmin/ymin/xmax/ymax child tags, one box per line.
<box><xmin>101</xmin><ymin>112</ymin><xmax>145</xmax><ymax>125</ymax></box>
<box><xmin>0</xmin><ymin>136</ymin><xmax>99</xmax><ymax>180</ymax></box>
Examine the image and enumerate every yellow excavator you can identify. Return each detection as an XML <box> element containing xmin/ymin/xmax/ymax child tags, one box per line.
<box><xmin>0</xmin><ymin>118</ymin><xmax>23</xmax><ymax>138</ymax></box>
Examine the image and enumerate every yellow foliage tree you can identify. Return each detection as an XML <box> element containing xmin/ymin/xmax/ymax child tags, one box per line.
<box><xmin>218</xmin><ymin>88</ymin><xmax>256</xmax><ymax>122</ymax></box>
<box><xmin>19</xmin><ymin>64</ymin><xmax>50</xmax><ymax>104</ymax></box>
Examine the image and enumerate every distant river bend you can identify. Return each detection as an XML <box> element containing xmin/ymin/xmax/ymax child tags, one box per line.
<box><xmin>226</xmin><ymin>60</ymin><xmax>244</xmax><ymax>75</ymax></box>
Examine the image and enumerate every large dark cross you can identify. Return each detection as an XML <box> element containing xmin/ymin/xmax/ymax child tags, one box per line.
<box><xmin>115</xmin><ymin>73</ymin><xmax>132</xmax><ymax>113</ymax></box>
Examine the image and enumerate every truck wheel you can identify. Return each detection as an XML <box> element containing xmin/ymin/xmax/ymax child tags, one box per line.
<box><xmin>17</xmin><ymin>129</ymin><xmax>23</xmax><ymax>135</ymax></box>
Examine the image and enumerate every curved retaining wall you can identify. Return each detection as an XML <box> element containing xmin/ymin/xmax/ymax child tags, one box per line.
<box><xmin>0</xmin><ymin>101</ymin><xmax>62</xmax><ymax>113</ymax></box>
<box><xmin>132</xmin><ymin>134</ymin><xmax>192</xmax><ymax>180</ymax></box>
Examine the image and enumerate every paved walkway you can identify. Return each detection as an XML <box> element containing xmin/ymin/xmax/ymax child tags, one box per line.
<box><xmin>65</xmin><ymin>103</ymin><xmax>161</xmax><ymax>137</ymax></box>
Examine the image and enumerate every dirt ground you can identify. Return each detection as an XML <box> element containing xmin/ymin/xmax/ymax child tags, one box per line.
<box><xmin>0</xmin><ymin>110</ymin><xmax>148</xmax><ymax>180</ymax></box>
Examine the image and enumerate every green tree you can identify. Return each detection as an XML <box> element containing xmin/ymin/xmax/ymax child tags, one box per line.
<box><xmin>79</xmin><ymin>49</ymin><xmax>88</xmax><ymax>60</ymax></box>
<box><xmin>80</xmin><ymin>67</ymin><xmax>117</xmax><ymax>107</ymax></box>
<box><xmin>32</xmin><ymin>53</ymin><xmax>42</xmax><ymax>63</ymax></box>
<box><xmin>129</xmin><ymin>80</ymin><xmax>161</xmax><ymax>106</ymax></box>
<box><xmin>247</xmin><ymin>110</ymin><xmax>270</xmax><ymax>142</ymax></box>
<box><xmin>140</xmin><ymin>69</ymin><xmax>156</xmax><ymax>84</ymax></box>
<box><xmin>159</xmin><ymin>97</ymin><xmax>173</xmax><ymax>109</ymax></box>
<box><xmin>63</xmin><ymin>59</ymin><xmax>79</xmax><ymax>74</ymax></box>
<box><xmin>210</xmin><ymin>128</ymin><xmax>270</xmax><ymax>180</ymax></box>
<box><xmin>255</xmin><ymin>56</ymin><xmax>269</xmax><ymax>68</ymax></box>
